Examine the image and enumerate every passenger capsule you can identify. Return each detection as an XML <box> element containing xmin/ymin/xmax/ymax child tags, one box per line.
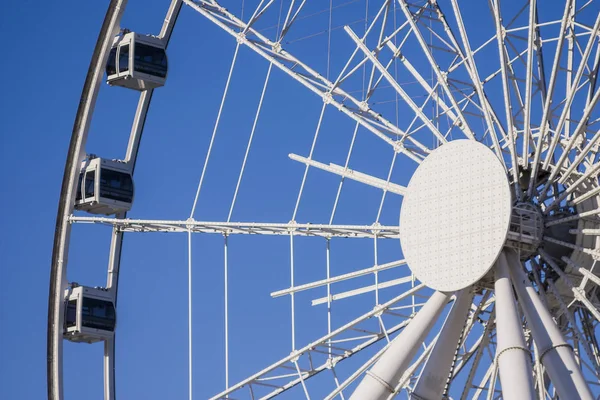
<box><xmin>64</xmin><ymin>285</ymin><xmax>116</xmax><ymax>343</ymax></box>
<box><xmin>106</xmin><ymin>31</ymin><xmax>167</xmax><ymax>90</ymax></box>
<box><xmin>75</xmin><ymin>157</ymin><xmax>134</xmax><ymax>215</ymax></box>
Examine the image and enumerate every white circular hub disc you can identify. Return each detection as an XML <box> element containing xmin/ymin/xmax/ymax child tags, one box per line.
<box><xmin>399</xmin><ymin>140</ymin><xmax>511</xmax><ymax>292</ymax></box>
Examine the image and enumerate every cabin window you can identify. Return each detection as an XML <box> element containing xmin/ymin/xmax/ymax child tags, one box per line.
<box><xmin>84</xmin><ymin>171</ymin><xmax>95</xmax><ymax>199</ymax></box>
<box><xmin>76</xmin><ymin>173</ymin><xmax>83</xmax><ymax>201</ymax></box>
<box><xmin>75</xmin><ymin>172</ymin><xmax>95</xmax><ymax>201</ymax></box>
<box><xmin>106</xmin><ymin>48</ymin><xmax>117</xmax><ymax>76</ymax></box>
<box><xmin>119</xmin><ymin>44</ymin><xmax>130</xmax><ymax>73</ymax></box>
<box><xmin>65</xmin><ymin>300</ymin><xmax>77</xmax><ymax>328</ymax></box>
<box><xmin>81</xmin><ymin>297</ymin><xmax>116</xmax><ymax>331</ymax></box>
<box><xmin>99</xmin><ymin>169</ymin><xmax>133</xmax><ymax>203</ymax></box>
<box><xmin>134</xmin><ymin>43</ymin><xmax>167</xmax><ymax>78</ymax></box>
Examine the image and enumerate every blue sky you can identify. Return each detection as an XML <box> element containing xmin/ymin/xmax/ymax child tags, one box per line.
<box><xmin>2</xmin><ymin>1</ymin><xmax>600</xmax><ymax>399</ymax></box>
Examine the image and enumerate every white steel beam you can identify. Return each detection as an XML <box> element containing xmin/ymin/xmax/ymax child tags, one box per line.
<box><xmin>488</xmin><ymin>0</ymin><xmax>523</xmax><ymax>199</ymax></box>
<box><xmin>311</xmin><ymin>276</ymin><xmax>414</xmax><ymax>306</ymax></box>
<box><xmin>545</xmin><ymin>207</ymin><xmax>600</xmax><ymax>227</ymax></box>
<box><xmin>413</xmin><ymin>288</ymin><xmax>474</xmax><ymax>399</ymax></box>
<box><xmin>494</xmin><ymin>252</ymin><xmax>535</xmax><ymax>400</ymax></box>
<box><xmin>521</xmin><ymin>0</ymin><xmax>537</xmax><ymax>166</ymax></box>
<box><xmin>288</xmin><ymin>153</ymin><xmax>406</xmax><ymax>195</ymax></box>
<box><xmin>349</xmin><ymin>291</ymin><xmax>450</xmax><ymax>400</ymax></box>
<box><xmin>271</xmin><ymin>259</ymin><xmax>406</xmax><ymax>297</ymax></box>
<box><xmin>506</xmin><ymin>250</ymin><xmax>594</xmax><ymax>400</ymax></box>
<box><xmin>70</xmin><ymin>216</ymin><xmax>400</xmax><ymax>239</ymax></box>
<box><xmin>527</xmin><ymin>0</ymin><xmax>571</xmax><ymax>192</ymax></box>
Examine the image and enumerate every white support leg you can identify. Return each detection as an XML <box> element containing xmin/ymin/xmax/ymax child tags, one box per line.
<box><xmin>506</xmin><ymin>250</ymin><xmax>593</xmax><ymax>400</ymax></box>
<box><xmin>412</xmin><ymin>288</ymin><xmax>473</xmax><ymax>399</ymax></box>
<box><xmin>349</xmin><ymin>291</ymin><xmax>450</xmax><ymax>400</ymax></box>
<box><xmin>494</xmin><ymin>251</ymin><xmax>535</xmax><ymax>400</ymax></box>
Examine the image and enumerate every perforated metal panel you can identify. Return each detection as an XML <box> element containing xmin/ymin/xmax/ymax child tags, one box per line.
<box><xmin>399</xmin><ymin>140</ymin><xmax>511</xmax><ymax>292</ymax></box>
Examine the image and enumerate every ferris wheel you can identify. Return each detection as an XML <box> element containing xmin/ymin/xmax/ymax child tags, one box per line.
<box><xmin>48</xmin><ymin>0</ymin><xmax>600</xmax><ymax>399</ymax></box>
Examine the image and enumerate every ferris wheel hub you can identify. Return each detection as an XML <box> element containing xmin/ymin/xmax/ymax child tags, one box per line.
<box><xmin>399</xmin><ymin>140</ymin><xmax>512</xmax><ymax>292</ymax></box>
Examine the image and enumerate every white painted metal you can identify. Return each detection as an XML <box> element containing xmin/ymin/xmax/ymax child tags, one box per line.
<box><xmin>494</xmin><ymin>251</ymin><xmax>535</xmax><ymax>400</ymax></box>
<box><xmin>288</xmin><ymin>153</ymin><xmax>406</xmax><ymax>195</ymax></box>
<box><xmin>70</xmin><ymin>217</ymin><xmax>400</xmax><ymax>238</ymax></box>
<box><xmin>399</xmin><ymin>140</ymin><xmax>511</xmax><ymax>291</ymax></box>
<box><xmin>349</xmin><ymin>291</ymin><xmax>450</xmax><ymax>400</ymax></box>
<box><xmin>412</xmin><ymin>289</ymin><xmax>473</xmax><ymax>399</ymax></box>
<box><xmin>271</xmin><ymin>259</ymin><xmax>406</xmax><ymax>297</ymax></box>
<box><xmin>507</xmin><ymin>250</ymin><xmax>594</xmax><ymax>400</ymax></box>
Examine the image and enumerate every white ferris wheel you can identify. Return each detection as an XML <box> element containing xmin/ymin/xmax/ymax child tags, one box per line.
<box><xmin>48</xmin><ymin>0</ymin><xmax>600</xmax><ymax>399</ymax></box>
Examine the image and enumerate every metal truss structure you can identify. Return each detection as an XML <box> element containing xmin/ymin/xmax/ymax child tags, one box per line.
<box><xmin>49</xmin><ymin>0</ymin><xmax>600</xmax><ymax>399</ymax></box>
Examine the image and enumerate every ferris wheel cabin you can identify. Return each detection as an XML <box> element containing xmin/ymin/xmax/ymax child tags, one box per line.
<box><xmin>106</xmin><ymin>32</ymin><xmax>168</xmax><ymax>90</ymax></box>
<box><xmin>64</xmin><ymin>285</ymin><xmax>116</xmax><ymax>343</ymax></box>
<box><xmin>75</xmin><ymin>157</ymin><xmax>134</xmax><ymax>215</ymax></box>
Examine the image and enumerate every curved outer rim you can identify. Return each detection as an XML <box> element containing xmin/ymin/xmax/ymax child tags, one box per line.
<box><xmin>47</xmin><ymin>2</ymin><xmax>182</xmax><ymax>399</ymax></box>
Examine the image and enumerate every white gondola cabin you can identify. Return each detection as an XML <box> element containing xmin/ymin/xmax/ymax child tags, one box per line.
<box><xmin>75</xmin><ymin>158</ymin><xmax>134</xmax><ymax>215</ymax></box>
<box><xmin>106</xmin><ymin>31</ymin><xmax>168</xmax><ymax>90</ymax></box>
<box><xmin>64</xmin><ymin>286</ymin><xmax>116</xmax><ymax>343</ymax></box>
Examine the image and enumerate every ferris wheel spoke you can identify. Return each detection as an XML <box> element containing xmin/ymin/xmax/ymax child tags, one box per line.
<box><xmin>271</xmin><ymin>259</ymin><xmax>406</xmax><ymax>298</ymax></box>
<box><xmin>396</xmin><ymin>0</ymin><xmax>476</xmax><ymax>141</ymax></box>
<box><xmin>208</xmin><ymin>284</ymin><xmax>425</xmax><ymax>399</ymax></box>
<box><xmin>345</xmin><ymin>26</ymin><xmax>448</xmax><ymax>145</ymax></box>
<box><xmin>69</xmin><ymin>216</ymin><xmax>400</xmax><ymax>238</ymax></box>
<box><xmin>183</xmin><ymin>0</ymin><xmax>425</xmax><ymax>161</ymax></box>
<box><xmin>561</xmin><ymin>256</ymin><xmax>600</xmax><ymax>291</ymax></box>
<box><xmin>538</xmin><ymin>90</ymin><xmax>600</xmax><ymax>200</ymax></box>
<box><xmin>489</xmin><ymin>0</ymin><xmax>523</xmax><ymax>199</ymax></box>
<box><xmin>384</xmin><ymin>40</ymin><xmax>473</xmax><ymax>140</ymax></box>
<box><xmin>450</xmin><ymin>0</ymin><xmax>504</xmax><ymax>163</ymax></box>
<box><xmin>311</xmin><ymin>276</ymin><xmax>415</xmax><ymax>306</ymax></box>
<box><xmin>545</xmin><ymin>161</ymin><xmax>600</xmax><ymax>211</ymax></box>
<box><xmin>547</xmin><ymin>14</ymin><xmax>600</xmax><ymax>177</ymax></box>
<box><xmin>521</xmin><ymin>0</ymin><xmax>537</xmax><ymax>165</ymax></box>
<box><xmin>528</xmin><ymin>1</ymin><xmax>574</xmax><ymax>194</ymax></box>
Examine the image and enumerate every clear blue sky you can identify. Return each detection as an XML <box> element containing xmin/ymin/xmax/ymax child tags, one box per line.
<box><xmin>2</xmin><ymin>1</ymin><xmax>599</xmax><ymax>399</ymax></box>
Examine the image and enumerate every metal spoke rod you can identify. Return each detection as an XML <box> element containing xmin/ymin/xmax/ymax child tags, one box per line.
<box><xmin>271</xmin><ymin>259</ymin><xmax>406</xmax><ymax>297</ymax></box>
<box><xmin>288</xmin><ymin>153</ymin><xmax>406</xmax><ymax>195</ymax></box>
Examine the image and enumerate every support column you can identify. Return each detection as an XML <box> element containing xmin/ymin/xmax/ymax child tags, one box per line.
<box><xmin>495</xmin><ymin>251</ymin><xmax>535</xmax><ymax>400</ymax></box>
<box><xmin>412</xmin><ymin>288</ymin><xmax>473</xmax><ymax>399</ymax></box>
<box><xmin>350</xmin><ymin>291</ymin><xmax>450</xmax><ymax>400</ymax></box>
<box><xmin>506</xmin><ymin>250</ymin><xmax>593</xmax><ymax>400</ymax></box>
